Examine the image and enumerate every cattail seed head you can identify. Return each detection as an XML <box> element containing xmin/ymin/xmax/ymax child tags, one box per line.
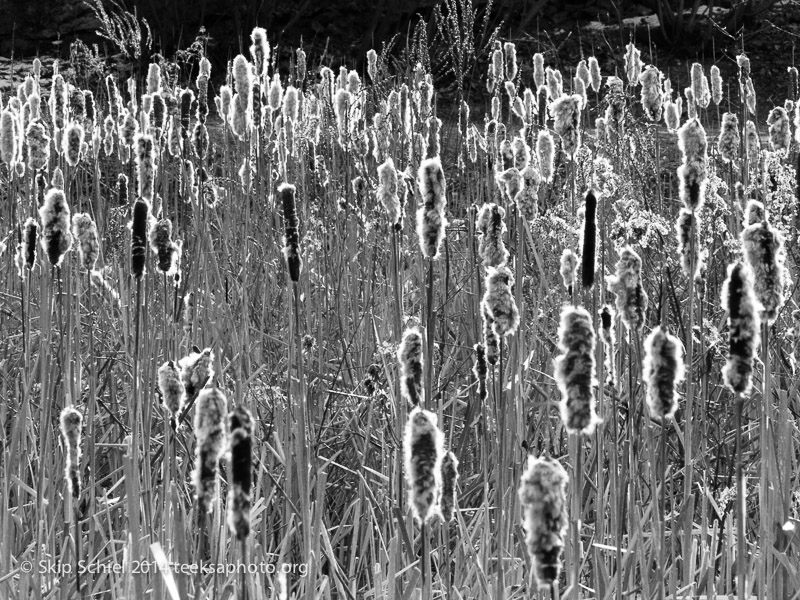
<box><xmin>741</xmin><ymin>218</ymin><xmax>788</xmax><ymax>324</ymax></box>
<box><xmin>279</xmin><ymin>183</ymin><xmax>302</xmax><ymax>282</ymax></box>
<box><xmin>675</xmin><ymin>207</ymin><xmax>700</xmax><ymax>278</ymax></box>
<box><xmin>533</xmin><ymin>53</ymin><xmax>545</xmax><ymax>89</ymax></box>
<box><xmin>664</xmin><ymin>101</ymin><xmax>680</xmax><ymax>132</ymax></box>
<box><xmin>549</xmin><ymin>94</ymin><xmax>582</xmax><ymax>155</ymax></box>
<box><xmin>767</xmin><ymin>106</ymin><xmax>791</xmax><ymax>155</ymax></box>
<box><xmin>39</xmin><ymin>188</ymin><xmax>73</xmax><ymax>267</ymax></box>
<box><xmin>624</xmin><ymin>42</ymin><xmax>642</xmax><ymax>85</ymax></box>
<box><xmin>554</xmin><ymin>306</ymin><xmax>599</xmax><ymax>435</ymax></box>
<box><xmin>71</xmin><ymin>213</ymin><xmax>100</xmax><ymax>271</ymax></box>
<box><xmin>398</xmin><ymin>327</ymin><xmax>424</xmax><ymax>408</ymax></box>
<box><xmin>721</xmin><ymin>262</ymin><xmax>761</xmax><ymax>395</ymax></box>
<box><xmin>25</xmin><ymin>120</ymin><xmax>49</xmax><ymax>171</ymax></box>
<box><xmin>158</xmin><ymin>360</ymin><xmax>184</xmax><ymax>427</ymax></box>
<box><xmin>134</xmin><ymin>133</ymin><xmax>155</xmax><ymax>201</ymax></box>
<box><xmin>559</xmin><ymin>249</ymin><xmax>578</xmax><ymax>295</ymax></box>
<box><xmin>476</xmin><ymin>203</ymin><xmax>509</xmax><ymax>268</ymax></box>
<box><xmin>60</xmin><ymin>407</ymin><xmax>83</xmax><ymax>499</ymax></box>
<box><xmin>149</xmin><ymin>218</ymin><xmax>180</xmax><ymax>276</ymax></box>
<box><xmin>180</xmin><ymin>347</ymin><xmax>215</xmax><ymax>401</ymax></box>
<box><xmin>588</xmin><ymin>56</ymin><xmax>601</xmax><ymax>92</ymax></box>
<box><xmin>473</xmin><ymin>343</ymin><xmax>488</xmax><ymax>401</ymax></box>
<box><xmin>710</xmin><ymin>65</ymin><xmax>723</xmax><ymax>105</ymax></box>
<box><xmin>227</xmin><ymin>405</ymin><xmax>254</xmax><ymax>540</ymax></box>
<box><xmin>599</xmin><ymin>305</ymin><xmax>617</xmax><ymax>387</ymax></box>
<box><xmin>482</xmin><ymin>306</ymin><xmax>500</xmax><ymax>365</ymax></box>
<box><xmin>718</xmin><ymin>113</ymin><xmax>740</xmax><ymax>163</ymax></box>
<box><xmin>482</xmin><ymin>265</ymin><xmax>519</xmax><ymax>337</ymax></box>
<box><xmin>439</xmin><ymin>451</ymin><xmax>459</xmax><ymax>522</ymax></box>
<box><xmin>404</xmin><ymin>407</ymin><xmax>444</xmax><ymax>524</ymax></box>
<box><xmin>377</xmin><ymin>157</ymin><xmax>401</xmax><ymax>229</ymax></box>
<box><xmin>638</xmin><ymin>66</ymin><xmax>663</xmax><ymax>121</ymax></box>
<box><xmin>607</xmin><ymin>246</ymin><xmax>648</xmax><ymax>332</ymax></box>
<box><xmin>581</xmin><ymin>190</ymin><xmax>597</xmax><ymax>289</ymax></box>
<box><xmin>19</xmin><ymin>217</ymin><xmax>39</xmax><ymax>276</ymax></box>
<box><xmin>518</xmin><ymin>456</ymin><xmax>569</xmax><ymax>588</ymax></box>
<box><xmin>130</xmin><ymin>199</ymin><xmax>150</xmax><ymax>279</ymax></box>
<box><xmin>744</xmin><ymin>199</ymin><xmax>765</xmax><ymax>226</ymax></box>
<box><xmin>0</xmin><ymin>109</ymin><xmax>17</xmax><ymax>164</ymax></box>
<box><xmin>250</xmin><ymin>27</ymin><xmax>270</xmax><ymax>78</ymax></box>
<box><xmin>63</xmin><ymin>120</ymin><xmax>85</xmax><ymax>167</ymax></box>
<box><xmin>416</xmin><ymin>157</ymin><xmax>447</xmax><ymax>259</ymax></box>
<box><xmin>643</xmin><ymin>327</ymin><xmax>685</xmax><ymax>420</ymax></box>
<box><xmin>745</xmin><ymin>120</ymin><xmax>760</xmax><ymax>162</ymax></box>
<box><xmin>677</xmin><ymin>118</ymin><xmax>708</xmax><ymax>210</ymax></box>
<box><xmin>193</xmin><ymin>387</ymin><xmax>227</xmax><ymax>514</ymax></box>
<box><xmin>536</xmin><ymin>130</ymin><xmax>555</xmax><ymax>184</ymax></box>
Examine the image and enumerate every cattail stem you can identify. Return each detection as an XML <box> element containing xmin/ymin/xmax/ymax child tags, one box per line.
<box><xmin>74</xmin><ymin>504</ymin><xmax>83</xmax><ymax>600</ymax></box>
<box><xmin>130</xmin><ymin>275</ymin><xmax>144</xmax><ymax>600</ymax></box>
<box><xmin>759</xmin><ymin>322</ymin><xmax>771</xmax><ymax>600</ymax></box>
<box><xmin>571</xmin><ymin>433</ymin><xmax>582</xmax><ymax>600</ymax></box>
<box><xmin>421</xmin><ymin>521</ymin><xmax>431</xmax><ymax>600</ymax></box>
<box><xmin>240</xmin><ymin>538</ymin><xmax>249</xmax><ymax>600</ymax></box>
<box><xmin>658</xmin><ymin>423</ymin><xmax>667</xmax><ymax>600</ymax></box>
<box><xmin>735</xmin><ymin>394</ymin><xmax>746</xmax><ymax>600</ymax></box>
<box><xmin>497</xmin><ymin>342</ymin><xmax>506</xmax><ymax>600</ymax></box>
<box><xmin>425</xmin><ymin>258</ymin><xmax>435</xmax><ymax>409</ymax></box>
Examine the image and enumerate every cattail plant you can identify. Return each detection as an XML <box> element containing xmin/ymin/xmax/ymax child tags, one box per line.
<box><xmin>710</xmin><ymin>65</ymin><xmax>723</xmax><ymax>105</ymax></box>
<box><xmin>278</xmin><ymin>183</ymin><xmax>302</xmax><ymax>282</ymax></box>
<box><xmin>39</xmin><ymin>189</ymin><xmax>73</xmax><ymax>267</ymax></box>
<box><xmin>518</xmin><ymin>456</ymin><xmax>569</xmax><ymax>590</ymax></box>
<box><xmin>537</xmin><ymin>130</ymin><xmax>555</xmax><ymax>183</ymax></box>
<box><xmin>64</xmin><ymin>121</ymin><xmax>84</xmax><ymax>166</ymax></box>
<box><xmin>59</xmin><ymin>406</ymin><xmax>83</xmax><ymax>498</ymax></box>
<box><xmin>767</xmin><ymin>107</ymin><xmax>791</xmax><ymax>155</ymax></box>
<box><xmin>473</xmin><ymin>343</ymin><xmax>488</xmax><ymax>401</ymax></box>
<box><xmin>554</xmin><ymin>306</ymin><xmax>599</xmax><ymax>434</ymax></box>
<box><xmin>476</xmin><ymin>203</ymin><xmax>508</xmax><ymax>268</ymax></box>
<box><xmin>607</xmin><ymin>246</ymin><xmax>648</xmax><ymax>332</ymax></box>
<box><xmin>71</xmin><ymin>213</ymin><xmax>99</xmax><ymax>272</ymax></box>
<box><xmin>675</xmin><ymin>208</ymin><xmax>700</xmax><ymax>277</ymax></box>
<box><xmin>17</xmin><ymin>217</ymin><xmax>39</xmax><ymax>278</ymax></box>
<box><xmin>398</xmin><ymin>327</ymin><xmax>424</xmax><ymax>408</ymax></box>
<box><xmin>642</xmin><ymin>327</ymin><xmax>685</xmax><ymax>420</ymax></box>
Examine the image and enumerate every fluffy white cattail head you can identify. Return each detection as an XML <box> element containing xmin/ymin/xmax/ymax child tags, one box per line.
<box><xmin>554</xmin><ymin>306</ymin><xmax>599</xmax><ymax>435</ymax></box>
<box><xmin>721</xmin><ymin>262</ymin><xmax>761</xmax><ymax>396</ymax></box>
<box><xmin>377</xmin><ymin>157</ymin><xmax>401</xmax><ymax>229</ymax></box>
<box><xmin>416</xmin><ymin>157</ymin><xmax>447</xmax><ymax>259</ymax></box>
<box><xmin>403</xmin><ymin>407</ymin><xmax>444</xmax><ymax>524</ymax></box>
<box><xmin>482</xmin><ymin>265</ymin><xmax>519</xmax><ymax>337</ymax></box>
<box><xmin>518</xmin><ymin>456</ymin><xmax>569</xmax><ymax>588</ymax></box>
<box><xmin>398</xmin><ymin>327</ymin><xmax>424</xmax><ymax>408</ymax></box>
<box><xmin>39</xmin><ymin>188</ymin><xmax>73</xmax><ymax>267</ymax></box>
<box><xmin>71</xmin><ymin>213</ymin><xmax>100</xmax><ymax>271</ymax></box>
<box><xmin>193</xmin><ymin>386</ymin><xmax>227</xmax><ymax>514</ymax></box>
<box><xmin>643</xmin><ymin>327</ymin><xmax>685</xmax><ymax>420</ymax></box>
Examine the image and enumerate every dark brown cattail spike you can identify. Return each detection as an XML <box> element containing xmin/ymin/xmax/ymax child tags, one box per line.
<box><xmin>473</xmin><ymin>343</ymin><xmax>488</xmax><ymax>402</ymax></box>
<box><xmin>130</xmin><ymin>199</ymin><xmax>150</xmax><ymax>279</ymax></box>
<box><xmin>581</xmin><ymin>190</ymin><xmax>597</xmax><ymax>289</ymax></box>
<box><xmin>118</xmin><ymin>174</ymin><xmax>129</xmax><ymax>206</ymax></box>
<box><xmin>227</xmin><ymin>405</ymin><xmax>253</xmax><ymax>540</ymax></box>
<box><xmin>279</xmin><ymin>183</ymin><xmax>302</xmax><ymax>282</ymax></box>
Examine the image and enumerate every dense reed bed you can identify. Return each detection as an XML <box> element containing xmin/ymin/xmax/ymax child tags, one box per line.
<box><xmin>0</xmin><ymin>24</ymin><xmax>799</xmax><ymax>600</ymax></box>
